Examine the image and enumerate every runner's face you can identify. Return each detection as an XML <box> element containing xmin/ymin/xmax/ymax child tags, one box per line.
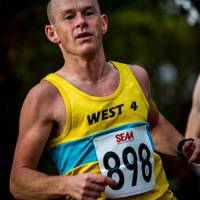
<box><xmin>51</xmin><ymin>0</ymin><xmax>108</xmax><ymax>56</ymax></box>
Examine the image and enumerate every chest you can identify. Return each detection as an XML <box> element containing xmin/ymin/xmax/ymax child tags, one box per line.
<box><xmin>71</xmin><ymin>71</ymin><xmax>120</xmax><ymax>97</ymax></box>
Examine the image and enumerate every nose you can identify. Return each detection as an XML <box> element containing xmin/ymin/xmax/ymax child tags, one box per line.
<box><xmin>76</xmin><ymin>13</ymin><xmax>87</xmax><ymax>29</ymax></box>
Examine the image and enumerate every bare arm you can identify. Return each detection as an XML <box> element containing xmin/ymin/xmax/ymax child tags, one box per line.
<box><xmin>10</xmin><ymin>82</ymin><xmax>116</xmax><ymax>200</ymax></box>
<box><xmin>10</xmin><ymin>82</ymin><xmax>68</xmax><ymax>199</ymax></box>
<box><xmin>130</xmin><ymin>65</ymin><xmax>184</xmax><ymax>156</ymax></box>
<box><xmin>185</xmin><ymin>75</ymin><xmax>200</xmax><ymax>139</ymax></box>
<box><xmin>131</xmin><ymin>66</ymin><xmax>200</xmax><ymax>163</ymax></box>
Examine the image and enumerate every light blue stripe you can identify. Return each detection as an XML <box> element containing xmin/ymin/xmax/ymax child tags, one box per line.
<box><xmin>49</xmin><ymin>136</ymin><xmax>97</xmax><ymax>175</ymax></box>
<box><xmin>49</xmin><ymin>122</ymin><xmax>148</xmax><ymax>175</ymax></box>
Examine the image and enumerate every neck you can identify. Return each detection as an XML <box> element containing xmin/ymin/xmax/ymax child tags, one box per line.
<box><xmin>60</xmin><ymin>48</ymin><xmax>109</xmax><ymax>83</ymax></box>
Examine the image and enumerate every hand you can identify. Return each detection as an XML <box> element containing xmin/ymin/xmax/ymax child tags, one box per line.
<box><xmin>65</xmin><ymin>173</ymin><xmax>116</xmax><ymax>200</ymax></box>
<box><xmin>183</xmin><ymin>138</ymin><xmax>200</xmax><ymax>164</ymax></box>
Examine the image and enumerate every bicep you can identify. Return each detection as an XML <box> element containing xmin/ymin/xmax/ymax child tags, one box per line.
<box><xmin>129</xmin><ymin>65</ymin><xmax>160</xmax><ymax>129</ymax></box>
<box><xmin>13</xmin><ymin>88</ymin><xmax>53</xmax><ymax>170</ymax></box>
<box><xmin>147</xmin><ymin>98</ymin><xmax>160</xmax><ymax>130</ymax></box>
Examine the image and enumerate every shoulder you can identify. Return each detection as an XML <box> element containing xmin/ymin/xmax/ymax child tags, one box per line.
<box><xmin>127</xmin><ymin>64</ymin><xmax>149</xmax><ymax>81</ymax></box>
<box><xmin>126</xmin><ymin>64</ymin><xmax>151</xmax><ymax>97</ymax></box>
<box><xmin>114</xmin><ymin>61</ymin><xmax>150</xmax><ymax>85</ymax></box>
<box><xmin>21</xmin><ymin>80</ymin><xmax>61</xmax><ymax>121</ymax></box>
<box><xmin>25</xmin><ymin>80</ymin><xmax>59</xmax><ymax>105</ymax></box>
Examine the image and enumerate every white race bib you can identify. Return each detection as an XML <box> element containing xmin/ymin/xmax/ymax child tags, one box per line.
<box><xmin>93</xmin><ymin>124</ymin><xmax>155</xmax><ymax>198</ymax></box>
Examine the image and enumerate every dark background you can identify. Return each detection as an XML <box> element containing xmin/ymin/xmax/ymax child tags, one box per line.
<box><xmin>1</xmin><ymin>0</ymin><xmax>200</xmax><ymax>199</ymax></box>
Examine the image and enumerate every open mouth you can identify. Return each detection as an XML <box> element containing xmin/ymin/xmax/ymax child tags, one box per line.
<box><xmin>76</xmin><ymin>32</ymin><xmax>93</xmax><ymax>39</ymax></box>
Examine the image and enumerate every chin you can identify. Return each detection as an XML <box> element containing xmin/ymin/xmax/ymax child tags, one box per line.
<box><xmin>78</xmin><ymin>45</ymin><xmax>98</xmax><ymax>57</ymax></box>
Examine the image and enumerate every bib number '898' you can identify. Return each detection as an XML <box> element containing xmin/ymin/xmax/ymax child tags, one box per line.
<box><xmin>103</xmin><ymin>143</ymin><xmax>152</xmax><ymax>190</ymax></box>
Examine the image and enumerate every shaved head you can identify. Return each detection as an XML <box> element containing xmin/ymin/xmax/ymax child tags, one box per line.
<box><xmin>47</xmin><ymin>0</ymin><xmax>101</xmax><ymax>24</ymax></box>
<box><xmin>47</xmin><ymin>0</ymin><xmax>53</xmax><ymax>24</ymax></box>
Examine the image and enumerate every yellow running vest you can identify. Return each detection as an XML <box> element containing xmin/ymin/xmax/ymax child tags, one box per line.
<box><xmin>43</xmin><ymin>61</ymin><xmax>176</xmax><ymax>200</ymax></box>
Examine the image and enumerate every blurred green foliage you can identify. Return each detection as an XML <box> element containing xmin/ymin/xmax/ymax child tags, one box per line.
<box><xmin>2</xmin><ymin>0</ymin><xmax>200</xmax><ymax>199</ymax></box>
<box><xmin>102</xmin><ymin>0</ymin><xmax>200</xmax><ymax>127</ymax></box>
<box><xmin>3</xmin><ymin>0</ymin><xmax>199</xmax><ymax>128</ymax></box>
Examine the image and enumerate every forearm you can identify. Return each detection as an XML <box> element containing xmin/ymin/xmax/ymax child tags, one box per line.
<box><xmin>10</xmin><ymin>167</ymin><xmax>68</xmax><ymax>200</ymax></box>
<box><xmin>151</xmin><ymin>114</ymin><xmax>184</xmax><ymax>156</ymax></box>
<box><xmin>185</xmin><ymin>109</ymin><xmax>200</xmax><ymax>139</ymax></box>
<box><xmin>186</xmin><ymin>75</ymin><xmax>200</xmax><ymax>138</ymax></box>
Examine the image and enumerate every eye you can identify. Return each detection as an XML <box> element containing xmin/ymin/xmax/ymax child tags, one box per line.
<box><xmin>86</xmin><ymin>11</ymin><xmax>93</xmax><ymax>16</ymax></box>
<box><xmin>84</xmin><ymin>9</ymin><xmax>95</xmax><ymax>16</ymax></box>
<box><xmin>64</xmin><ymin>14</ymin><xmax>75</xmax><ymax>20</ymax></box>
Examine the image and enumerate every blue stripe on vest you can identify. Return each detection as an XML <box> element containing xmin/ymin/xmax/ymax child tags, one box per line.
<box><xmin>49</xmin><ymin>122</ymin><xmax>151</xmax><ymax>175</ymax></box>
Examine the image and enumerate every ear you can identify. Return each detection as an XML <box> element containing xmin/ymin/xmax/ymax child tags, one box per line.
<box><xmin>101</xmin><ymin>14</ymin><xmax>108</xmax><ymax>34</ymax></box>
<box><xmin>45</xmin><ymin>25</ymin><xmax>60</xmax><ymax>44</ymax></box>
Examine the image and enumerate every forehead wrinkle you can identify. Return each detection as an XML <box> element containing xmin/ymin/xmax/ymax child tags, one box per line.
<box><xmin>49</xmin><ymin>0</ymin><xmax>101</xmax><ymax>23</ymax></box>
<box><xmin>53</xmin><ymin>0</ymin><xmax>62</xmax><ymax>14</ymax></box>
<box><xmin>49</xmin><ymin>0</ymin><xmax>66</xmax><ymax>24</ymax></box>
<box><xmin>70</xmin><ymin>0</ymin><xmax>100</xmax><ymax>12</ymax></box>
<box><xmin>56</xmin><ymin>0</ymin><xmax>100</xmax><ymax>13</ymax></box>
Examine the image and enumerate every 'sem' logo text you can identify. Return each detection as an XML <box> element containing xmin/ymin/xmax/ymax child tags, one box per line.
<box><xmin>115</xmin><ymin>131</ymin><xmax>134</xmax><ymax>143</ymax></box>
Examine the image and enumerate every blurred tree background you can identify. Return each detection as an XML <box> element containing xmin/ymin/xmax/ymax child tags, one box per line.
<box><xmin>1</xmin><ymin>0</ymin><xmax>200</xmax><ymax>199</ymax></box>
